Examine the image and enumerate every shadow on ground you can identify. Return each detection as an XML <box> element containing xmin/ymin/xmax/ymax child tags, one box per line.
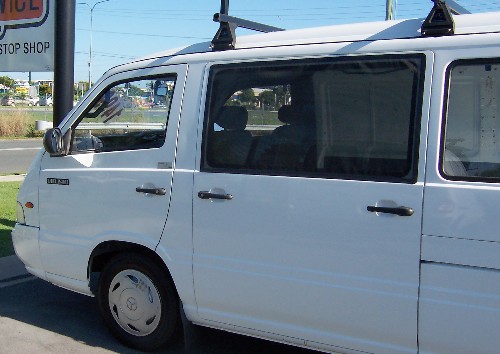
<box><xmin>0</xmin><ymin>279</ymin><xmax>316</xmax><ymax>353</ymax></box>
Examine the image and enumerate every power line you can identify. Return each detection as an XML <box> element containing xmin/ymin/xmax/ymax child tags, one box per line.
<box><xmin>75</xmin><ymin>51</ymin><xmax>136</xmax><ymax>60</ymax></box>
<box><xmin>75</xmin><ymin>28</ymin><xmax>211</xmax><ymax>40</ymax></box>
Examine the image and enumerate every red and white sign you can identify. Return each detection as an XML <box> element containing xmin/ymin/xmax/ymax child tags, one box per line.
<box><xmin>0</xmin><ymin>0</ymin><xmax>54</xmax><ymax>71</ymax></box>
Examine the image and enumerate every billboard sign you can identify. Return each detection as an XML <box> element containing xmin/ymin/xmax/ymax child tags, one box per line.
<box><xmin>0</xmin><ymin>0</ymin><xmax>54</xmax><ymax>71</ymax></box>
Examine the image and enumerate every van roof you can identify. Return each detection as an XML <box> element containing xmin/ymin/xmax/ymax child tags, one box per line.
<box><xmin>105</xmin><ymin>11</ymin><xmax>500</xmax><ymax>78</ymax></box>
<box><xmin>237</xmin><ymin>11</ymin><xmax>500</xmax><ymax>48</ymax></box>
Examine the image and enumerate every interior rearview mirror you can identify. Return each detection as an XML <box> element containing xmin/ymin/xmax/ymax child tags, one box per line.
<box><xmin>156</xmin><ymin>87</ymin><xmax>167</xmax><ymax>96</ymax></box>
<box><xmin>154</xmin><ymin>80</ymin><xmax>168</xmax><ymax>96</ymax></box>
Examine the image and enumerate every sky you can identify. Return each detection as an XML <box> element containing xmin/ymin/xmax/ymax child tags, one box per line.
<box><xmin>3</xmin><ymin>0</ymin><xmax>500</xmax><ymax>84</ymax></box>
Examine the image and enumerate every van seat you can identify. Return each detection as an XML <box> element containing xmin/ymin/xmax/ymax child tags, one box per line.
<box><xmin>208</xmin><ymin>106</ymin><xmax>252</xmax><ymax>168</ymax></box>
<box><xmin>251</xmin><ymin>105</ymin><xmax>315</xmax><ymax>171</ymax></box>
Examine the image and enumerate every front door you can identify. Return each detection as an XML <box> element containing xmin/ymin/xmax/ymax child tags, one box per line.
<box><xmin>38</xmin><ymin>65</ymin><xmax>187</xmax><ymax>283</ymax></box>
<box><xmin>193</xmin><ymin>54</ymin><xmax>429</xmax><ymax>353</ymax></box>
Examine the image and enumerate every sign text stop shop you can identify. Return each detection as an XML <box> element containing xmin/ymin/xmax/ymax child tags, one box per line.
<box><xmin>0</xmin><ymin>0</ymin><xmax>54</xmax><ymax>71</ymax></box>
<box><xmin>0</xmin><ymin>41</ymin><xmax>50</xmax><ymax>55</ymax></box>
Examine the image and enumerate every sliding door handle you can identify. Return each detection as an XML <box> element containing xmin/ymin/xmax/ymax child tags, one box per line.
<box><xmin>198</xmin><ymin>191</ymin><xmax>233</xmax><ymax>200</ymax></box>
<box><xmin>367</xmin><ymin>205</ymin><xmax>414</xmax><ymax>217</ymax></box>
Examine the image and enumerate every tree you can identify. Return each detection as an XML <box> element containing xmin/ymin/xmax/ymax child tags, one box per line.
<box><xmin>239</xmin><ymin>88</ymin><xmax>255</xmax><ymax>106</ymax></box>
<box><xmin>127</xmin><ymin>84</ymin><xmax>144</xmax><ymax>97</ymax></box>
<box><xmin>273</xmin><ymin>86</ymin><xmax>288</xmax><ymax>108</ymax></box>
<box><xmin>258</xmin><ymin>90</ymin><xmax>276</xmax><ymax>110</ymax></box>
<box><xmin>0</xmin><ymin>76</ymin><xmax>15</xmax><ymax>89</ymax></box>
<box><xmin>74</xmin><ymin>81</ymin><xmax>90</xmax><ymax>100</ymax></box>
<box><xmin>39</xmin><ymin>84</ymin><xmax>52</xmax><ymax>96</ymax></box>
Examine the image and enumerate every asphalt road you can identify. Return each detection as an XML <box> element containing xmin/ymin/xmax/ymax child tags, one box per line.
<box><xmin>0</xmin><ymin>139</ymin><xmax>43</xmax><ymax>174</ymax></box>
<box><xmin>0</xmin><ymin>278</ymin><xmax>317</xmax><ymax>354</ymax></box>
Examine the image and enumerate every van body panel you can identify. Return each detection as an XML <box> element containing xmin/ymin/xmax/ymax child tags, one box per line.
<box><xmin>154</xmin><ymin>63</ymin><xmax>206</xmax><ymax>310</ymax></box>
<box><xmin>37</xmin><ymin>65</ymin><xmax>188</xmax><ymax>282</ymax></box>
<box><xmin>419</xmin><ymin>263</ymin><xmax>500</xmax><ymax>354</ymax></box>
<box><xmin>193</xmin><ymin>175</ymin><xmax>423</xmax><ymax>354</ymax></box>
<box><xmin>423</xmin><ymin>47</ymin><xmax>500</xmax><ymax>247</ymax></box>
<box><xmin>421</xmin><ymin>234</ymin><xmax>500</xmax><ymax>270</ymax></box>
<box><xmin>419</xmin><ymin>47</ymin><xmax>500</xmax><ymax>353</ymax></box>
<box><xmin>11</xmin><ymin>224</ymin><xmax>43</xmax><ymax>275</ymax></box>
<box><xmin>191</xmin><ymin>51</ymin><xmax>432</xmax><ymax>353</ymax></box>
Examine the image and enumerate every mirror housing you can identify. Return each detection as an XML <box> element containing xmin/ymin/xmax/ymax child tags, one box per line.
<box><xmin>43</xmin><ymin>128</ymin><xmax>66</xmax><ymax>156</ymax></box>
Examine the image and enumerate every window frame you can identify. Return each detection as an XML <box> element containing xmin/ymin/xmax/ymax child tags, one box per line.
<box><xmin>201</xmin><ymin>54</ymin><xmax>426</xmax><ymax>183</ymax></box>
<box><xmin>440</xmin><ymin>58</ymin><xmax>500</xmax><ymax>183</ymax></box>
<box><xmin>69</xmin><ymin>73</ymin><xmax>177</xmax><ymax>155</ymax></box>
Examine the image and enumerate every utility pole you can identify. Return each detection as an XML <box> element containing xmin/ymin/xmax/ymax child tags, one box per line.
<box><xmin>53</xmin><ymin>1</ymin><xmax>76</xmax><ymax>127</ymax></box>
<box><xmin>386</xmin><ymin>0</ymin><xmax>395</xmax><ymax>20</ymax></box>
<box><xmin>78</xmin><ymin>0</ymin><xmax>111</xmax><ymax>88</ymax></box>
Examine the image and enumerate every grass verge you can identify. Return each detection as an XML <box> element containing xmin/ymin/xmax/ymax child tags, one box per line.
<box><xmin>0</xmin><ymin>108</ymin><xmax>49</xmax><ymax>138</ymax></box>
<box><xmin>0</xmin><ymin>181</ymin><xmax>21</xmax><ymax>257</ymax></box>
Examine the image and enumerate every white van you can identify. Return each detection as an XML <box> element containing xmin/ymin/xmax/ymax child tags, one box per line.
<box><xmin>11</xmin><ymin>2</ymin><xmax>500</xmax><ymax>353</ymax></box>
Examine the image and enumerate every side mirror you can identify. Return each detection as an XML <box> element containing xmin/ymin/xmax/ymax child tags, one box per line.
<box><xmin>43</xmin><ymin>128</ymin><xmax>65</xmax><ymax>156</ymax></box>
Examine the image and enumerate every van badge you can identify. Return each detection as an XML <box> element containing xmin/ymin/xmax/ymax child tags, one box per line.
<box><xmin>157</xmin><ymin>162</ymin><xmax>172</xmax><ymax>169</ymax></box>
<box><xmin>47</xmin><ymin>178</ymin><xmax>69</xmax><ymax>186</ymax></box>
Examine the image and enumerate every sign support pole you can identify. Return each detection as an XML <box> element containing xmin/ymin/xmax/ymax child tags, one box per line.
<box><xmin>53</xmin><ymin>0</ymin><xmax>76</xmax><ymax>127</ymax></box>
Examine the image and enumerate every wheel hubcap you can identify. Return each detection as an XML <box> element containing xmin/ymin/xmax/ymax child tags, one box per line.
<box><xmin>108</xmin><ymin>269</ymin><xmax>161</xmax><ymax>336</ymax></box>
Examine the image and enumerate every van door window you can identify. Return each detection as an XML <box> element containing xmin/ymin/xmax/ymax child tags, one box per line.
<box><xmin>202</xmin><ymin>55</ymin><xmax>425</xmax><ymax>183</ymax></box>
<box><xmin>71</xmin><ymin>76</ymin><xmax>176</xmax><ymax>153</ymax></box>
<box><xmin>442</xmin><ymin>60</ymin><xmax>500</xmax><ymax>181</ymax></box>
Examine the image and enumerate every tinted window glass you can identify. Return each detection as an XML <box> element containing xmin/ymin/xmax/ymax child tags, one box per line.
<box><xmin>443</xmin><ymin>61</ymin><xmax>500</xmax><ymax>181</ymax></box>
<box><xmin>202</xmin><ymin>55</ymin><xmax>424</xmax><ymax>183</ymax></box>
<box><xmin>71</xmin><ymin>76</ymin><xmax>176</xmax><ymax>153</ymax></box>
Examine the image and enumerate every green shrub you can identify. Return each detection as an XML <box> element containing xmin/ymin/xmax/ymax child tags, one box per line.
<box><xmin>26</xmin><ymin>122</ymin><xmax>45</xmax><ymax>138</ymax></box>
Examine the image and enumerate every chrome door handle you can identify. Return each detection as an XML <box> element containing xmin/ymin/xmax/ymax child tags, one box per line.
<box><xmin>367</xmin><ymin>206</ymin><xmax>414</xmax><ymax>216</ymax></box>
<box><xmin>136</xmin><ymin>187</ymin><xmax>166</xmax><ymax>196</ymax></box>
<box><xmin>198</xmin><ymin>191</ymin><xmax>233</xmax><ymax>200</ymax></box>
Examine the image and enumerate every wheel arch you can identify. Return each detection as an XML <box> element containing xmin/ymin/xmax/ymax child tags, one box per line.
<box><xmin>87</xmin><ymin>241</ymin><xmax>176</xmax><ymax>297</ymax></box>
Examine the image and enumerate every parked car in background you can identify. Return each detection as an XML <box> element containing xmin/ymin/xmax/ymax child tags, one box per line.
<box><xmin>39</xmin><ymin>95</ymin><xmax>53</xmax><ymax>106</ymax></box>
<box><xmin>26</xmin><ymin>96</ymin><xmax>40</xmax><ymax>106</ymax></box>
<box><xmin>12</xmin><ymin>96</ymin><xmax>39</xmax><ymax>106</ymax></box>
<box><xmin>1</xmin><ymin>95</ymin><xmax>15</xmax><ymax>106</ymax></box>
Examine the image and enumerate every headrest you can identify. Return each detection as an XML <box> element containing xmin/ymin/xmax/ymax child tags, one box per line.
<box><xmin>215</xmin><ymin>106</ymin><xmax>248</xmax><ymax>131</ymax></box>
<box><xmin>278</xmin><ymin>105</ymin><xmax>302</xmax><ymax>125</ymax></box>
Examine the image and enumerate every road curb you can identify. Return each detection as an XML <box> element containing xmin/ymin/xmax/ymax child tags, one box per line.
<box><xmin>0</xmin><ymin>174</ymin><xmax>25</xmax><ymax>182</ymax></box>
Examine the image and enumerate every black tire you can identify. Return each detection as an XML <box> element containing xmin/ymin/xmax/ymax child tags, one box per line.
<box><xmin>97</xmin><ymin>253</ymin><xmax>180</xmax><ymax>351</ymax></box>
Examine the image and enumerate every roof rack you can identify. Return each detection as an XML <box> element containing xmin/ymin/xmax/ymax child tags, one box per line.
<box><xmin>211</xmin><ymin>0</ymin><xmax>284</xmax><ymax>51</ymax></box>
<box><xmin>421</xmin><ymin>0</ymin><xmax>456</xmax><ymax>37</ymax></box>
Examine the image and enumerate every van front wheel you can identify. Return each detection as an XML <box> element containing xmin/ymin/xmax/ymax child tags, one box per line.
<box><xmin>97</xmin><ymin>253</ymin><xmax>179</xmax><ymax>351</ymax></box>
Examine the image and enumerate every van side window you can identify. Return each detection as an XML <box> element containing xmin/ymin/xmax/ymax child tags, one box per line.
<box><xmin>442</xmin><ymin>61</ymin><xmax>500</xmax><ymax>181</ymax></box>
<box><xmin>202</xmin><ymin>55</ymin><xmax>424</xmax><ymax>183</ymax></box>
<box><xmin>71</xmin><ymin>76</ymin><xmax>176</xmax><ymax>153</ymax></box>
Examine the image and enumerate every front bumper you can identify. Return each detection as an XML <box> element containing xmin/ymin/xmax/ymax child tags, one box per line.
<box><xmin>11</xmin><ymin>223</ymin><xmax>46</xmax><ymax>280</ymax></box>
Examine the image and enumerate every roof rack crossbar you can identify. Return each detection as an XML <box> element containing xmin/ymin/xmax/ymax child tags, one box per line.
<box><xmin>446</xmin><ymin>0</ymin><xmax>471</xmax><ymax>15</ymax></box>
<box><xmin>214</xmin><ymin>13</ymin><xmax>284</xmax><ymax>34</ymax></box>
<box><xmin>211</xmin><ymin>0</ymin><xmax>284</xmax><ymax>51</ymax></box>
